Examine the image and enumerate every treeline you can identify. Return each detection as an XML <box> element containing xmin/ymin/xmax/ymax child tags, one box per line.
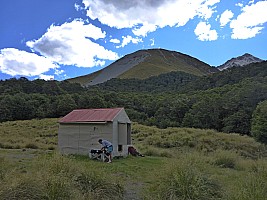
<box><xmin>96</xmin><ymin>61</ymin><xmax>267</xmax><ymax>93</ymax></box>
<box><xmin>94</xmin><ymin>71</ymin><xmax>198</xmax><ymax>93</ymax></box>
<box><xmin>1</xmin><ymin>61</ymin><xmax>267</xmax><ymax>138</ymax></box>
<box><xmin>0</xmin><ymin>77</ymin><xmax>85</xmax><ymax>95</ymax></box>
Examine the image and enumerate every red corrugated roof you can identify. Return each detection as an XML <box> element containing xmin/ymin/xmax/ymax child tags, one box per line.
<box><xmin>59</xmin><ymin>108</ymin><xmax>124</xmax><ymax>123</ymax></box>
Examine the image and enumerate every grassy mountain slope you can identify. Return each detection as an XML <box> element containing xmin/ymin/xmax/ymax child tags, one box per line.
<box><xmin>119</xmin><ymin>49</ymin><xmax>217</xmax><ymax>79</ymax></box>
<box><xmin>67</xmin><ymin>70</ymin><xmax>102</xmax><ymax>86</ymax></box>
<box><xmin>68</xmin><ymin>48</ymin><xmax>218</xmax><ymax>86</ymax></box>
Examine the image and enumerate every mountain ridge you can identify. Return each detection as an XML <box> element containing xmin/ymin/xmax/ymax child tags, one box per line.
<box><xmin>218</xmin><ymin>53</ymin><xmax>263</xmax><ymax>71</ymax></box>
<box><xmin>68</xmin><ymin>48</ymin><xmax>218</xmax><ymax>86</ymax></box>
<box><xmin>67</xmin><ymin>49</ymin><xmax>264</xmax><ymax>86</ymax></box>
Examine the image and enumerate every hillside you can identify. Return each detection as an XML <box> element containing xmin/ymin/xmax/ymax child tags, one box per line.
<box><xmin>68</xmin><ymin>48</ymin><xmax>218</xmax><ymax>86</ymax></box>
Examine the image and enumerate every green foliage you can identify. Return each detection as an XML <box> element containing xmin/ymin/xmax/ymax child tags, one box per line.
<box><xmin>96</xmin><ymin>71</ymin><xmax>198</xmax><ymax>93</ymax></box>
<box><xmin>1</xmin><ymin>61</ymin><xmax>267</xmax><ymax>135</ymax></box>
<box><xmin>251</xmin><ymin>100</ymin><xmax>267</xmax><ymax>144</ymax></box>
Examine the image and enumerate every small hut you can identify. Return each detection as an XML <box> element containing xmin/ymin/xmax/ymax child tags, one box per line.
<box><xmin>58</xmin><ymin>108</ymin><xmax>131</xmax><ymax>157</ymax></box>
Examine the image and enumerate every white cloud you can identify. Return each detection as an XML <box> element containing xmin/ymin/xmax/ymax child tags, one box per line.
<box><xmin>26</xmin><ymin>19</ymin><xmax>119</xmax><ymax>68</ymax></box>
<box><xmin>75</xmin><ymin>3</ymin><xmax>82</xmax><ymax>11</ymax></box>
<box><xmin>133</xmin><ymin>24</ymin><xmax>157</xmax><ymax>37</ymax></box>
<box><xmin>236</xmin><ymin>3</ymin><xmax>244</xmax><ymax>8</ymax></box>
<box><xmin>55</xmin><ymin>69</ymin><xmax>64</xmax><ymax>75</ymax></box>
<box><xmin>248</xmin><ymin>0</ymin><xmax>255</xmax><ymax>5</ymax></box>
<box><xmin>220</xmin><ymin>10</ymin><xmax>234</xmax><ymax>27</ymax></box>
<box><xmin>0</xmin><ymin>48</ymin><xmax>58</xmax><ymax>76</ymax></box>
<box><xmin>150</xmin><ymin>38</ymin><xmax>155</xmax><ymax>46</ymax></box>
<box><xmin>110</xmin><ymin>38</ymin><xmax>120</xmax><ymax>44</ymax></box>
<box><xmin>194</xmin><ymin>21</ymin><xmax>218</xmax><ymax>41</ymax></box>
<box><xmin>230</xmin><ymin>1</ymin><xmax>267</xmax><ymax>39</ymax></box>
<box><xmin>116</xmin><ymin>36</ymin><xmax>143</xmax><ymax>48</ymax></box>
<box><xmin>83</xmin><ymin>0</ymin><xmax>220</xmax><ymax>36</ymax></box>
<box><xmin>39</xmin><ymin>74</ymin><xmax>54</xmax><ymax>80</ymax></box>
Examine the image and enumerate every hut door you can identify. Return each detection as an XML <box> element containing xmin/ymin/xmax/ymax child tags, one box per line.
<box><xmin>118</xmin><ymin>123</ymin><xmax>127</xmax><ymax>145</ymax></box>
<box><xmin>127</xmin><ymin>123</ymin><xmax>131</xmax><ymax>145</ymax></box>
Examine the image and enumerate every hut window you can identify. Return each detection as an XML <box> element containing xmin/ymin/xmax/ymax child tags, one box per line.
<box><xmin>118</xmin><ymin>145</ymin><xmax>123</xmax><ymax>152</ymax></box>
<box><xmin>94</xmin><ymin>127</ymin><xmax>96</xmax><ymax>131</ymax></box>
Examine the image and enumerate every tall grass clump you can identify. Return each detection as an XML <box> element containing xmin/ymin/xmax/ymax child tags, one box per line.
<box><xmin>223</xmin><ymin>159</ymin><xmax>267</xmax><ymax>200</ymax></box>
<box><xmin>0</xmin><ymin>153</ymin><xmax>124</xmax><ymax>200</ymax></box>
<box><xmin>212</xmin><ymin>150</ymin><xmax>239</xmax><ymax>169</ymax></box>
<box><xmin>0</xmin><ymin>178</ymin><xmax>47</xmax><ymax>200</ymax></box>
<box><xmin>38</xmin><ymin>153</ymin><xmax>124</xmax><ymax>200</ymax></box>
<box><xmin>73</xmin><ymin>171</ymin><xmax>123</xmax><ymax>200</ymax></box>
<box><xmin>146</xmin><ymin>155</ymin><xmax>222</xmax><ymax>200</ymax></box>
<box><xmin>0</xmin><ymin>157</ymin><xmax>12</xmax><ymax>181</ymax></box>
<box><xmin>44</xmin><ymin>175</ymin><xmax>72</xmax><ymax>200</ymax></box>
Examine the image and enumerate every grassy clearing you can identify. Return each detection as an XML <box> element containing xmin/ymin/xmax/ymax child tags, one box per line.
<box><xmin>0</xmin><ymin>118</ymin><xmax>58</xmax><ymax>150</ymax></box>
<box><xmin>132</xmin><ymin>123</ymin><xmax>267</xmax><ymax>159</ymax></box>
<box><xmin>1</xmin><ymin>118</ymin><xmax>267</xmax><ymax>199</ymax></box>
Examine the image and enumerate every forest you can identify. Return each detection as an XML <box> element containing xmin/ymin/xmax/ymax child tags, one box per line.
<box><xmin>1</xmin><ymin>61</ymin><xmax>267</xmax><ymax>143</ymax></box>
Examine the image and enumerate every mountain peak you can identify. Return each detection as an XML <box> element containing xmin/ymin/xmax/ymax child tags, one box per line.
<box><xmin>68</xmin><ymin>48</ymin><xmax>218</xmax><ymax>86</ymax></box>
<box><xmin>218</xmin><ymin>53</ymin><xmax>263</xmax><ymax>71</ymax></box>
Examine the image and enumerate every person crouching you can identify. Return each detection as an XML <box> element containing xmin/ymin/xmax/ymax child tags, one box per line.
<box><xmin>98</xmin><ymin>139</ymin><xmax>113</xmax><ymax>163</ymax></box>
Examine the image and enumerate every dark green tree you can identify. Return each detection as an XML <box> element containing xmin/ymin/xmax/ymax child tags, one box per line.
<box><xmin>251</xmin><ymin>100</ymin><xmax>267</xmax><ymax>144</ymax></box>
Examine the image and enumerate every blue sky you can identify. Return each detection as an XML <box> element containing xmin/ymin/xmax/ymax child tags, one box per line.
<box><xmin>0</xmin><ymin>0</ymin><xmax>267</xmax><ymax>80</ymax></box>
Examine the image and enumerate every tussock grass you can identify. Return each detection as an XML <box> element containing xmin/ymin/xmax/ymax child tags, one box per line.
<box><xmin>0</xmin><ymin>178</ymin><xmax>47</xmax><ymax>200</ymax></box>
<box><xmin>0</xmin><ymin>118</ymin><xmax>58</xmax><ymax>150</ymax></box>
<box><xmin>212</xmin><ymin>150</ymin><xmax>239</xmax><ymax>169</ymax></box>
<box><xmin>224</xmin><ymin>159</ymin><xmax>267</xmax><ymax>200</ymax></box>
<box><xmin>132</xmin><ymin>123</ymin><xmax>267</xmax><ymax>159</ymax></box>
<box><xmin>0</xmin><ymin>153</ymin><xmax>124</xmax><ymax>200</ymax></box>
<box><xmin>145</xmin><ymin>154</ymin><xmax>223</xmax><ymax>200</ymax></box>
